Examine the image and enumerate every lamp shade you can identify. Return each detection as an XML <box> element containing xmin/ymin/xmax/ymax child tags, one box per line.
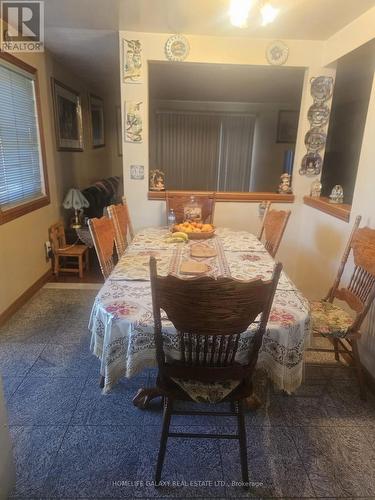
<box><xmin>63</xmin><ymin>188</ymin><xmax>89</xmax><ymax>210</ymax></box>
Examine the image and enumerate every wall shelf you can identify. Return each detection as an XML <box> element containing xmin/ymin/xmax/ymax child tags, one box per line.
<box><xmin>303</xmin><ymin>196</ymin><xmax>351</xmax><ymax>222</ymax></box>
<box><xmin>148</xmin><ymin>191</ymin><xmax>295</xmax><ymax>203</ymax></box>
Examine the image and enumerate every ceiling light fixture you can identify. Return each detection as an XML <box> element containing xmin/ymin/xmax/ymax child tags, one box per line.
<box><xmin>229</xmin><ymin>0</ymin><xmax>253</xmax><ymax>28</ymax></box>
<box><xmin>229</xmin><ymin>0</ymin><xmax>279</xmax><ymax>28</ymax></box>
<box><xmin>260</xmin><ymin>3</ymin><xmax>279</xmax><ymax>26</ymax></box>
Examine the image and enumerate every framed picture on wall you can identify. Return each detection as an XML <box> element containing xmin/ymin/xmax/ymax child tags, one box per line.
<box><xmin>116</xmin><ymin>106</ymin><xmax>123</xmax><ymax>156</ymax></box>
<box><xmin>51</xmin><ymin>78</ymin><xmax>84</xmax><ymax>151</ymax></box>
<box><xmin>89</xmin><ymin>94</ymin><xmax>105</xmax><ymax>148</ymax></box>
<box><xmin>277</xmin><ymin>110</ymin><xmax>299</xmax><ymax>143</ymax></box>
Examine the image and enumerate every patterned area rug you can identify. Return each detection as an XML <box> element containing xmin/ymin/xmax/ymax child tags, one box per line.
<box><xmin>1</xmin><ymin>288</ymin><xmax>375</xmax><ymax>499</ymax></box>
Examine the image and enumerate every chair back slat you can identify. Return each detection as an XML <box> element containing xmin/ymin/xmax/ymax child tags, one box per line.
<box><xmin>49</xmin><ymin>221</ymin><xmax>66</xmax><ymax>252</ymax></box>
<box><xmin>88</xmin><ymin>216</ymin><xmax>116</xmax><ymax>280</ymax></box>
<box><xmin>331</xmin><ymin>221</ymin><xmax>375</xmax><ymax>327</ymax></box>
<box><xmin>121</xmin><ymin>196</ymin><xmax>135</xmax><ymax>240</ymax></box>
<box><xmin>258</xmin><ymin>202</ymin><xmax>290</xmax><ymax>257</ymax></box>
<box><xmin>107</xmin><ymin>204</ymin><xmax>128</xmax><ymax>257</ymax></box>
<box><xmin>150</xmin><ymin>257</ymin><xmax>282</xmax><ymax>383</ymax></box>
<box><xmin>165</xmin><ymin>191</ymin><xmax>216</xmax><ymax>224</ymax></box>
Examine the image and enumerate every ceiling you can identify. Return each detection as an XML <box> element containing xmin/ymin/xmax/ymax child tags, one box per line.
<box><xmin>42</xmin><ymin>0</ymin><xmax>375</xmax><ymax>96</ymax></box>
<box><xmin>149</xmin><ymin>62</ymin><xmax>305</xmax><ymax>103</ymax></box>
<box><xmin>44</xmin><ymin>0</ymin><xmax>375</xmax><ymax>39</ymax></box>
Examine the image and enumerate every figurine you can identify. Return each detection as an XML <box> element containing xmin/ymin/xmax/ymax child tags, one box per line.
<box><xmin>149</xmin><ymin>169</ymin><xmax>165</xmax><ymax>191</ymax></box>
<box><xmin>278</xmin><ymin>173</ymin><xmax>292</xmax><ymax>194</ymax></box>
<box><xmin>310</xmin><ymin>179</ymin><xmax>322</xmax><ymax>198</ymax></box>
<box><xmin>329</xmin><ymin>185</ymin><xmax>344</xmax><ymax>204</ymax></box>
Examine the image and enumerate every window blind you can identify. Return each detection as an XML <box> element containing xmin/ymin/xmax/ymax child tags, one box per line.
<box><xmin>0</xmin><ymin>61</ymin><xmax>44</xmax><ymax>209</ymax></box>
<box><xmin>154</xmin><ymin>110</ymin><xmax>255</xmax><ymax>192</ymax></box>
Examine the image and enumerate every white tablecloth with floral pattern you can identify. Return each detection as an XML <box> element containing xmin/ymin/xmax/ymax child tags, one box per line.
<box><xmin>89</xmin><ymin>227</ymin><xmax>310</xmax><ymax>394</ymax></box>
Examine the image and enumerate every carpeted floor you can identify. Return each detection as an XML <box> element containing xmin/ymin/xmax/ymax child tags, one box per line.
<box><xmin>1</xmin><ymin>288</ymin><xmax>375</xmax><ymax>499</ymax></box>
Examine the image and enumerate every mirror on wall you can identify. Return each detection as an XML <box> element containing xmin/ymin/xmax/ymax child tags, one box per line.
<box><xmin>149</xmin><ymin>61</ymin><xmax>305</xmax><ymax>193</ymax></box>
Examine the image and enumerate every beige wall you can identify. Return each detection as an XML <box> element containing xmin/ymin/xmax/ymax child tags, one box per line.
<box><xmin>0</xmin><ymin>49</ymin><xmax>117</xmax><ymax>315</ymax></box>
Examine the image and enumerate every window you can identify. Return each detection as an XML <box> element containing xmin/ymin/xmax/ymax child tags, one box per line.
<box><xmin>0</xmin><ymin>53</ymin><xmax>49</xmax><ymax>225</ymax></box>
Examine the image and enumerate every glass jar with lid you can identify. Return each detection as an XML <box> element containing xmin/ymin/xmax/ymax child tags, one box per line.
<box><xmin>183</xmin><ymin>196</ymin><xmax>202</xmax><ymax>222</ymax></box>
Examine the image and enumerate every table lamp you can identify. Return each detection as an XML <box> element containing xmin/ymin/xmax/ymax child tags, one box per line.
<box><xmin>62</xmin><ymin>188</ymin><xmax>89</xmax><ymax>228</ymax></box>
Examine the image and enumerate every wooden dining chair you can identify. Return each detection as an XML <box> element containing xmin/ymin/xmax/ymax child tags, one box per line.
<box><xmin>308</xmin><ymin>215</ymin><xmax>375</xmax><ymax>400</ymax></box>
<box><xmin>49</xmin><ymin>221</ymin><xmax>89</xmax><ymax>278</ymax></box>
<box><xmin>150</xmin><ymin>256</ymin><xmax>282</xmax><ymax>485</ymax></box>
<box><xmin>122</xmin><ymin>196</ymin><xmax>135</xmax><ymax>240</ymax></box>
<box><xmin>88</xmin><ymin>216</ymin><xmax>116</xmax><ymax>280</ymax></box>
<box><xmin>165</xmin><ymin>191</ymin><xmax>216</xmax><ymax>224</ymax></box>
<box><xmin>258</xmin><ymin>202</ymin><xmax>291</xmax><ymax>257</ymax></box>
<box><xmin>107</xmin><ymin>204</ymin><xmax>129</xmax><ymax>258</ymax></box>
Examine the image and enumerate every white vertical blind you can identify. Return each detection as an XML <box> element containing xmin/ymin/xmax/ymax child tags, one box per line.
<box><xmin>154</xmin><ymin>110</ymin><xmax>255</xmax><ymax>191</ymax></box>
<box><xmin>0</xmin><ymin>60</ymin><xmax>44</xmax><ymax>209</ymax></box>
<box><xmin>155</xmin><ymin>111</ymin><xmax>221</xmax><ymax>190</ymax></box>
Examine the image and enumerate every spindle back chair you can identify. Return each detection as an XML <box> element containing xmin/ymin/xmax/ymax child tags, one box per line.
<box><xmin>165</xmin><ymin>191</ymin><xmax>216</xmax><ymax>224</ymax></box>
<box><xmin>88</xmin><ymin>216</ymin><xmax>116</xmax><ymax>280</ymax></box>
<box><xmin>107</xmin><ymin>204</ymin><xmax>129</xmax><ymax>258</ymax></box>
<box><xmin>258</xmin><ymin>202</ymin><xmax>291</xmax><ymax>257</ymax></box>
<box><xmin>309</xmin><ymin>215</ymin><xmax>375</xmax><ymax>399</ymax></box>
<box><xmin>122</xmin><ymin>196</ymin><xmax>135</xmax><ymax>240</ymax></box>
<box><xmin>150</xmin><ymin>256</ymin><xmax>282</xmax><ymax>485</ymax></box>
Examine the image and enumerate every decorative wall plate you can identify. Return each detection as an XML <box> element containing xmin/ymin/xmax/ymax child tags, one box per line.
<box><xmin>130</xmin><ymin>164</ymin><xmax>144</xmax><ymax>180</ymax></box>
<box><xmin>165</xmin><ymin>34</ymin><xmax>190</xmax><ymax>61</ymax></box>
<box><xmin>299</xmin><ymin>153</ymin><xmax>323</xmax><ymax>176</ymax></box>
<box><xmin>305</xmin><ymin>129</ymin><xmax>326</xmax><ymax>152</ymax></box>
<box><xmin>310</xmin><ymin>76</ymin><xmax>334</xmax><ymax>102</ymax></box>
<box><xmin>266</xmin><ymin>40</ymin><xmax>289</xmax><ymax>65</ymax></box>
<box><xmin>307</xmin><ymin>103</ymin><xmax>330</xmax><ymax>128</ymax></box>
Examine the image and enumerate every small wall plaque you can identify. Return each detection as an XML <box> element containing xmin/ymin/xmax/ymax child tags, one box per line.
<box><xmin>130</xmin><ymin>165</ymin><xmax>144</xmax><ymax>180</ymax></box>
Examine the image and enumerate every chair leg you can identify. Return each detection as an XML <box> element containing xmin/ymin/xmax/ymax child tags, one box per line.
<box><xmin>54</xmin><ymin>255</ymin><xmax>59</xmax><ymax>277</ymax></box>
<box><xmin>155</xmin><ymin>397</ymin><xmax>173</xmax><ymax>485</ymax></box>
<box><xmin>78</xmin><ymin>255</ymin><xmax>83</xmax><ymax>278</ymax></box>
<box><xmin>351</xmin><ymin>339</ymin><xmax>366</xmax><ymax>401</ymax></box>
<box><xmin>333</xmin><ymin>338</ymin><xmax>340</xmax><ymax>361</ymax></box>
<box><xmin>85</xmin><ymin>250</ymin><xmax>90</xmax><ymax>271</ymax></box>
<box><xmin>237</xmin><ymin>400</ymin><xmax>249</xmax><ymax>487</ymax></box>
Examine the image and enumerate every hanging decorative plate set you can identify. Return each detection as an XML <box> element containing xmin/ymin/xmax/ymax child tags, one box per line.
<box><xmin>299</xmin><ymin>76</ymin><xmax>334</xmax><ymax>177</ymax></box>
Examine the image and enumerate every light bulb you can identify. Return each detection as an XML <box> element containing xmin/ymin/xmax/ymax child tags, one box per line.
<box><xmin>260</xmin><ymin>3</ymin><xmax>279</xmax><ymax>25</ymax></box>
<box><xmin>229</xmin><ymin>0</ymin><xmax>253</xmax><ymax>28</ymax></box>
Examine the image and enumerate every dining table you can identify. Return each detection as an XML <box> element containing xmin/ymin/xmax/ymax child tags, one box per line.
<box><xmin>89</xmin><ymin>226</ymin><xmax>310</xmax><ymax>408</ymax></box>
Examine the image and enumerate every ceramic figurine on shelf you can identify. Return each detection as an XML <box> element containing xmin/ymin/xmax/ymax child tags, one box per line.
<box><xmin>278</xmin><ymin>173</ymin><xmax>292</xmax><ymax>194</ymax></box>
<box><xmin>310</xmin><ymin>179</ymin><xmax>322</xmax><ymax>197</ymax></box>
<box><xmin>329</xmin><ymin>185</ymin><xmax>344</xmax><ymax>204</ymax></box>
<box><xmin>149</xmin><ymin>169</ymin><xmax>165</xmax><ymax>191</ymax></box>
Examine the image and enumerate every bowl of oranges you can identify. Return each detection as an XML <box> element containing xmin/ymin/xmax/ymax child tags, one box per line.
<box><xmin>173</xmin><ymin>221</ymin><xmax>215</xmax><ymax>239</ymax></box>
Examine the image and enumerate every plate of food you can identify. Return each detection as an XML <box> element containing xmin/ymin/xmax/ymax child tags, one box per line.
<box><xmin>173</xmin><ymin>221</ymin><xmax>215</xmax><ymax>239</ymax></box>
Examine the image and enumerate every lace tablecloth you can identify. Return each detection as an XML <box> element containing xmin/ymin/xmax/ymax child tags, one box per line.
<box><xmin>89</xmin><ymin>227</ymin><xmax>310</xmax><ymax>393</ymax></box>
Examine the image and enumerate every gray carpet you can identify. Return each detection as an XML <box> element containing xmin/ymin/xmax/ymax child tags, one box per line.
<box><xmin>1</xmin><ymin>288</ymin><xmax>375</xmax><ymax>499</ymax></box>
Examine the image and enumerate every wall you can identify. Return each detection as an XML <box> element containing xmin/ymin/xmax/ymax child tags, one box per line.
<box><xmin>0</xmin><ymin>49</ymin><xmax>116</xmax><ymax>316</ymax></box>
<box><xmin>120</xmin><ymin>31</ymin><xmax>325</xmax><ymax>231</ymax></box>
<box><xmin>120</xmin><ymin>26</ymin><xmax>375</xmax><ymax>377</ymax></box>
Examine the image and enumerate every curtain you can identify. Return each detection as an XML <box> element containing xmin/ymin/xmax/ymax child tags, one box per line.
<box><xmin>155</xmin><ymin>112</ymin><xmax>221</xmax><ymax>190</ymax></box>
<box><xmin>217</xmin><ymin>115</ymin><xmax>255</xmax><ymax>191</ymax></box>
<box><xmin>154</xmin><ymin>110</ymin><xmax>255</xmax><ymax>192</ymax></box>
